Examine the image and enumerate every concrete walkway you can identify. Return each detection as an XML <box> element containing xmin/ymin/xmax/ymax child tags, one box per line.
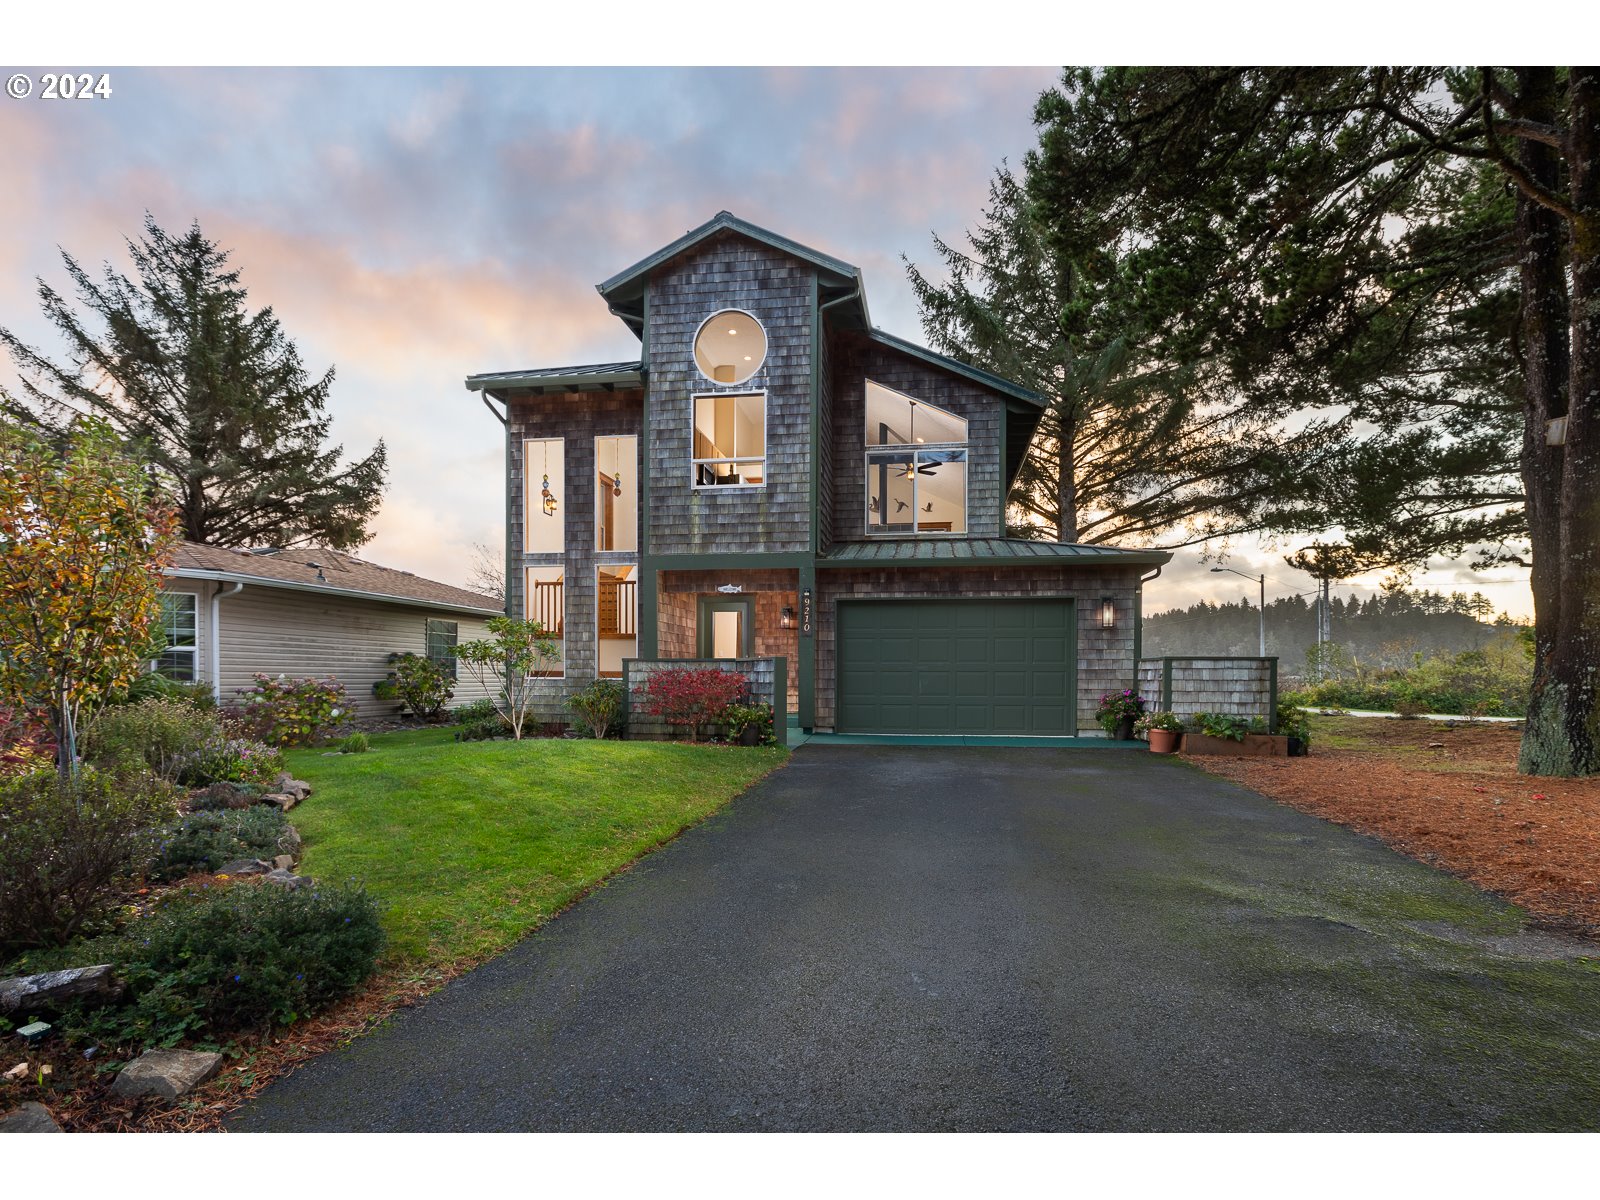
<box><xmin>232</xmin><ymin>747</ymin><xmax>1600</xmax><ymax>1132</ymax></box>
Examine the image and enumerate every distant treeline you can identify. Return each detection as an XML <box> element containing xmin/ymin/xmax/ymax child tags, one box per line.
<box><xmin>1141</xmin><ymin>586</ymin><xmax>1525</xmax><ymax>669</ymax></box>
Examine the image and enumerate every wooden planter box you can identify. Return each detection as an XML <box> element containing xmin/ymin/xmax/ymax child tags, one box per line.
<box><xmin>1180</xmin><ymin>732</ymin><xmax>1289</xmax><ymax>758</ymax></box>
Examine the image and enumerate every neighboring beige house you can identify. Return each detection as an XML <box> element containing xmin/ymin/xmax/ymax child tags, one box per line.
<box><xmin>156</xmin><ymin>542</ymin><xmax>505</xmax><ymax>720</ymax></box>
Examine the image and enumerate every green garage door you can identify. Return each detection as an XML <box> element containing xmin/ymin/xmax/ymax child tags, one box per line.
<box><xmin>836</xmin><ymin>599</ymin><xmax>1076</xmax><ymax>735</ymax></box>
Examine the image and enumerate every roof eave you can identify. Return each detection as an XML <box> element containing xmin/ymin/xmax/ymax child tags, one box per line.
<box><xmin>166</xmin><ymin>567</ymin><xmax>505</xmax><ymax>617</ymax></box>
<box><xmin>864</xmin><ymin>329</ymin><xmax>1048</xmax><ymax>408</ymax></box>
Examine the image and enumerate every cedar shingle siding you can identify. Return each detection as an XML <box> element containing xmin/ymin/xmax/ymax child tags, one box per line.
<box><xmin>644</xmin><ymin>233</ymin><xmax>814</xmax><ymax>554</ymax></box>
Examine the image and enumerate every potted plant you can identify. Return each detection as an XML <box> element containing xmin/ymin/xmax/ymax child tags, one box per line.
<box><xmin>1096</xmin><ymin>689</ymin><xmax>1147</xmax><ymax>741</ymax></box>
<box><xmin>722</xmin><ymin>702</ymin><xmax>774</xmax><ymax>747</ymax></box>
<box><xmin>1276</xmin><ymin>704</ymin><xmax>1312</xmax><ymax>757</ymax></box>
<box><xmin>1135</xmin><ymin>711</ymin><xmax>1184</xmax><ymax>754</ymax></box>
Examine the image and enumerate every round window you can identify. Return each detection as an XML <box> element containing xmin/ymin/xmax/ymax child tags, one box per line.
<box><xmin>694</xmin><ymin>310</ymin><xmax>767</xmax><ymax>386</ymax></box>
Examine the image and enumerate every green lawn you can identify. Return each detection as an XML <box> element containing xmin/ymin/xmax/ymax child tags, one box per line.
<box><xmin>282</xmin><ymin>729</ymin><xmax>786</xmax><ymax>966</ymax></box>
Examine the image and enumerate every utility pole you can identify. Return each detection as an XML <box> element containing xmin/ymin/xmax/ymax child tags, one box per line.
<box><xmin>1211</xmin><ymin>567</ymin><xmax>1266</xmax><ymax>656</ymax></box>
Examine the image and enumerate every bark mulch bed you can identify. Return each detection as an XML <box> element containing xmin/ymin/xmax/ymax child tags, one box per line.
<box><xmin>1190</xmin><ymin>717</ymin><xmax>1600</xmax><ymax>938</ymax></box>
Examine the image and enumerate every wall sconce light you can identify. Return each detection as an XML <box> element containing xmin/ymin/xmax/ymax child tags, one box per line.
<box><xmin>1100</xmin><ymin>597</ymin><xmax>1116</xmax><ymax>629</ymax></box>
<box><xmin>780</xmin><ymin>606</ymin><xmax>796</xmax><ymax>630</ymax></box>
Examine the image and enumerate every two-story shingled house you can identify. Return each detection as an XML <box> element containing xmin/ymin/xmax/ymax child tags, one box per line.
<box><xmin>466</xmin><ymin>213</ymin><xmax>1171</xmax><ymax>738</ymax></box>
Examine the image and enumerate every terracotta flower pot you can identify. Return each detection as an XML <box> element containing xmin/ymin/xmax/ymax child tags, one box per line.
<box><xmin>1148</xmin><ymin>729</ymin><xmax>1181</xmax><ymax>754</ymax></box>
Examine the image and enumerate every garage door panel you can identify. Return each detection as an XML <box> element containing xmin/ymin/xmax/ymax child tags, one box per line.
<box><xmin>837</xmin><ymin>599</ymin><xmax>1075</xmax><ymax>735</ymax></box>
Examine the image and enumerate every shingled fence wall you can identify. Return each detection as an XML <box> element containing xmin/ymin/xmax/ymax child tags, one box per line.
<box><xmin>623</xmin><ymin>657</ymin><xmax>788</xmax><ymax>745</ymax></box>
<box><xmin>1137</xmin><ymin>656</ymin><xmax>1279</xmax><ymax>731</ymax></box>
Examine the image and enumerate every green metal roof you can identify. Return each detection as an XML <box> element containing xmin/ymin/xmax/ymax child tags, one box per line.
<box><xmin>465</xmin><ymin>361</ymin><xmax>643</xmax><ymax>394</ymax></box>
<box><xmin>596</xmin><ymin>211</ymin><xmax>870</xmax><ymax>333</ymax></box>
<box><xmin>819</xmin><ymin>539</ymin><xmax>1172</xmax><ymax>568</ymax></box>
<box><xmin>864</xmin><ymin>329</ymin><xmax>1048</xmax><ymax>409</ymax></box>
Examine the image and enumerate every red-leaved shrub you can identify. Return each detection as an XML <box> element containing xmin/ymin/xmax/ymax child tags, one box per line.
<box><xmin>635</xmin><ymin>667</ymin><xmax>748</xmax><ymax>741</ymax></box>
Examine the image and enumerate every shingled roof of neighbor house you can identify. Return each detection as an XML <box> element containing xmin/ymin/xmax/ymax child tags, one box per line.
<box><xmin>168</xmin><ymin>542</ymin><xmax>504</xmax><ymax>616</ymax></box>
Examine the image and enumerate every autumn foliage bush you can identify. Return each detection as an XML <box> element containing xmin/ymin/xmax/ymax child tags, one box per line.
<box><xmin>634</xmin><ymin>667</ymin><xmax>748</xmax><ymax>741</ymax></box>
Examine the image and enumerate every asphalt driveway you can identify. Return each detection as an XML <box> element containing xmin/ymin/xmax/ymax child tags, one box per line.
<box><xmin>232</xmin><ymin>746</ymin><xmax>1600</xmax><ymax>1132</ymax></box>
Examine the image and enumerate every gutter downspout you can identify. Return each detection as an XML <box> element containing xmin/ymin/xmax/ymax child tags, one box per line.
<box><xmin>210</xmin><ymin>581</ymin><xmax>244</xmax><ymax>703</ymax></box>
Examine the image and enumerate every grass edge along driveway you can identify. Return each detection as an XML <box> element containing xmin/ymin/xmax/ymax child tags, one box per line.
<box><xmin>283</xmin><ymin>728</ymin><xmax>787</xmax><ymax>967</ymax></box>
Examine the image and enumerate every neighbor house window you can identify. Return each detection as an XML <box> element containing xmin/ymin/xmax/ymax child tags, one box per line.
<box><xmin>425</xmin><ymin>618</ymin><xmax>458</xmax><ymax>680</ymax></box>
<box><xmin>595</xmin><ymin>435</ymin><xmax>638</xmax><ymax>552</ymax></box>
<box><xmin>692</xmin><ymin>392</ymin><xmax>766</xmax><ymax>487</ymax></box>
<box><xmin>864</xmin><ymin>380</ymin><xmax>968</xmax><ymax>534</ymax></box>
<box><xmin>155</xmin><ymin>592</ymin><xmax>198</xmax><ymax>682</ymax></box>
<box><xmin>693</xmin><ymin>309</ymin><xmax>767</xmax><ymax>385</ymax></box>
<box><xmin>596</xmin><ymin>564</ymin><xmax>638</xmax><ymax>679</ymax></box>
<box><xmin>524</xmin><ymin>437</ymin><xmax>564</xmax><ymax>553</ymax></box>
<box><xmin>524</xmin><ymin>565</ymin><xmax>565</xmax><ymax>677</ymax></box>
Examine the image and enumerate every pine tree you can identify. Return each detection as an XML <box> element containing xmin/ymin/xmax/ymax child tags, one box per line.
<box><xmin>0</xmin><ymin>215</ymin><xmax>386</xmax><ymax>550</ymax></box>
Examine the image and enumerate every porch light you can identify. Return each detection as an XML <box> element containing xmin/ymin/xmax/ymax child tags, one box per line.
<box><xmin>780</xmin><ymin>606</ymin><xmax>796</xmax><ymax>629</ymax></box>
<box><xmin>1100</xmin><ymin>597</ymin><xmax>1116</xmax><ymax>629</ymax></box>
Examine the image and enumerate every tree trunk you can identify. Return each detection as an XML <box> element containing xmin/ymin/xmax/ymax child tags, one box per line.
<box><xmin>1521</xmin><ymin>67</ymin><xmax>1600</xmax><ymax>776</ymax></box>
<box><xmin>1056</xmin><ymin>407</ymin><xmax>1078</xmax><ymax>542</ymax></box>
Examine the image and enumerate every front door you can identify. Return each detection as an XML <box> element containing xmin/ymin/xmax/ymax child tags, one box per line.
<box><xmin>698</xmin><ymin>596</ymin><xmax>754</xmax><ymax>659</ymax></box>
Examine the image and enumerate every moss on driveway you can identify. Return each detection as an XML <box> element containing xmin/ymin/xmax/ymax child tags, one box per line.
<box><xmin>283</xmin><ymin>728</ymin><xmax>786</xmax><ymax>965</ymax></box>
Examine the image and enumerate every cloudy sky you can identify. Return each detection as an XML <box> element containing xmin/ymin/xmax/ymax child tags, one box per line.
<box><xmin>0</xmin><ymin>66</ymin><xmax>1534</xmax><ymax>621</ymax></box>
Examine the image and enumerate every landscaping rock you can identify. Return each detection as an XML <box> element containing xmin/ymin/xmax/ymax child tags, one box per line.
<box><xmin>272</xmin><ymin>854</ymin><xmax>296</xmax><ymax>870</ymax></box>
<box><xmin>111</xmin><ymin>1049</ymin><xmax>223</xmax><ymax>1100</ymax></box>
<box><xmin>216</xmin><ymin>858</ymin><xmax>271</xmax><ymax>877</ymax></box>
<box><xmin>273</xmin><ymin>772</ymin><xmax>313</xmax><ymax>801</ymax></box>
<box><xmin>279</xmin><ymin>824</ymin><xmax>303</xmax><ymax>856</ymax></box>
<box><xmin>0</xmin><ymin>964</ymin><xmax>120</xmax><ymax>1014</ymax></box>
<box><xmin>3</xmin><ymin>1062</ymin><xmax>28</xmax><ymax>1080</ymax></box>
<box><xmin>262</xmin><ymin>792</ymin><xmax>299</xmax><ymax>812</ymax></box>
<box><xmin>0</xmin><ymin>1102</ymin><xmax>62</xmax><ymax>1133</ymax></box>
<box><xmin>262</xmin><ymin>868</ymin><xmax>311</xmax><ymax>890</ymax></box>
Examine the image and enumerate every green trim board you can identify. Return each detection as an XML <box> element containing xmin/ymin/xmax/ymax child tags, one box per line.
<box><xmin>797</xmin><ymin>560</ymin><xmax>816</xmax><ymax>731</ymax></box>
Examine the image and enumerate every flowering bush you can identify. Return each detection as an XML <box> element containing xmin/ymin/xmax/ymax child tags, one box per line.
<box><xmin>171</xmin><ymin>735</ymin><xmax>284</xmax><ymax>788</ymax></box>
<box><xmin>1095</xmin><ymin>689</ymin><xmax>1147</xmax><ymax>734</ymax></box>
<box><xmin>635</xmin><ymin>667</ymin><xmax>748</xmax><ymax>742</ymax></box>
<box><xmin>1133</xmin><ymin>711</ymin><xmax>1184</xmax><ymax>737</ymax></box>
<box><xmin>232</xmin><ymin>674</ymin><xmax>350</xmax><ymax>747</ymax></box>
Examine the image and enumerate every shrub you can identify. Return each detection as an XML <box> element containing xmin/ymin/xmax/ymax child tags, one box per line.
<box><xmin>1095</xmin><ymin>690</ymin><xmax>1146</xmax><ymax>734</ymax></box>
<box><xmin>1276</xmin><ymin>703</ymin><xmax>1312</xmax><ymax>747</ymax></box>
<box><xmin>0</xmin><ymin>766</ymin><xmax>181</xmax><ymax>953</ymax></box>
<box><xmin>334</xmin><ymin>732</ymin><xmax>370</xmax><ymax>754</ymax></box>
<box><xmin>154</xmin><ymin>807</ymin><xmax>294</xmax><ymax>880</ymax></box>
<box><xmin>81</xmin><ymin>697</ymin><xmax>221</xmax><ymax>782</ymax></box>
<box><xmin>721</xmin><ymin>702</ymin><xmax>775</xmax><ymax>745</ymax></box>
<box><xmin>635</xmin><ymin>667</ymin><xmax>748</xmax><ymax>742</ymax></box>
<box><xmin>373</xmin><ymin>653</ymin><xmax>454</xmax><ymax>720</ymax></box>
<box><xmin>567</xmin><ymin>679</ymin><xmax>625</xmax><ymax>739</ymax></box>
<box><xmin>187</xmin><ymin>781</ymin><xmax>262</xmax><ymax>811</ymax></box>
<box><xmin>68</xmin><ymin>879</ymin><xmax>385</xmax><ymax>1046</ymax></box>
<box><xmin>170</xmin><ymin>735</ymin><xmax>284</xmax><ymax>788</ymax></box>
<box><xmin>450</xmin><ymin>699</ymin><xmax>500</xmax><ymax>725</ymax></box>
<box><xmin>1192</xmin><ymin>711</ymin><xmax>1253</xmax><ymax>742</ymax></box>
<box><xmin>106</xmin><ymin>672</ymin><xmax>217</xmax><ymax>710</ymax></box>
<box><xmin>231</xmin><ymin>674</ymin><xmax>350</xmax><ymax>747</ymax></box>
<box><xmin>454</xmin><ymin>715</ymin><xmax>510</xmax><ymax>742</ymax></box>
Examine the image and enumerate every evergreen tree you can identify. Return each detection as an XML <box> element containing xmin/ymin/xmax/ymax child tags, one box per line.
<box><xmin>1026</xmin><ymin>68</ymin><xmax>1597</xmax><ymax>776</ymax></box>
<box><xmin>0</xmin><ymin>215</ymin><xmax>386</xmax><ymax>550</ymax></box>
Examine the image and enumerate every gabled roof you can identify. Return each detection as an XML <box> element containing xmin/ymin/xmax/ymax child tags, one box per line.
<box><xmin>596</xmin><ymin>211</ymin><xmax>870</xmax><ymax>334</ymax></box>
<box><xmin>167</xmin><ymin>542</ymin><xmax>504</xmax><ymax>616</ymax></box>
<box><xmin>820</xmin><ymin>538</ymin><xmax>1171</xmax><ymax>568</ymax></box>
<box><xmin>466</xmin><ymin>361</ymin><xmax>643</xmax><ymax>395</ymax></box>
<box><xmin>864</xmin><ymin>329</ymin><xmax>1048</xmax><ymax>409</ymax></box>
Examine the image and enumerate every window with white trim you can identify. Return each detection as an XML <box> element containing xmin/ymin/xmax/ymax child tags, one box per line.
<box><xmin>425</xmin><ymin>619</ymin><xmax>458</xmax><ymax>680</ymax></box>
<box><xmin>524</xmin><ymin>565</ymin><xmax>565</xmax><ymax>677</ymax></box>
<box><xmin>155</xmin><ymin>592</ymin><xmax>198</xmax><ymax>682</ymax></box>
<box><xmin>692</xmin><ymin>392</ymin><xmax>766</xmax><ymax>487</ymax></box>
<box><xmin>524</xmin><ymin>437</ymin><xmax>565</xmax><ymax>553</ymax></box>
<box><xmin>863</xmin><ymin>380</ymin><xmax>968</xmax><ymax>534</ymax></box>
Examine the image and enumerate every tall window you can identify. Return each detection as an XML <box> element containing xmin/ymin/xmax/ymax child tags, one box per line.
<box><xmin>155</xmin><ymin>592</ymin><xmax>198</xmax><ymax>682</ymax></box>
<box><xmin>864</xmin><ymin>381</ymin><xmax>968</xmax><ymax>534</ymax></box>
<box><xmin>425</xmin><ymin>619</ymin><xmax>458</xmax><ymax>680</ymax></box>
<box><xmin>524</xmin><ymin>437</ymin><xmax>564</xmax><ymax>553</ymax></box>
<box><xmin>596</xmin><ymin>564</ymin><xmax>638</xmax><ymax>678</ymax></box>
<box><xmin>692</xmin><ymin>393</ymin><xmax>766</xmax><ymax>487</ymax></box>
<box><xmin>595</xmin><ymin>435</ymin><xmax>638</xmax><ymax>552</ymax></box>
<box><xmin>524</xmin><ymin>565</ymin><xmax>565</xmax><ymax>677</ymax></box>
